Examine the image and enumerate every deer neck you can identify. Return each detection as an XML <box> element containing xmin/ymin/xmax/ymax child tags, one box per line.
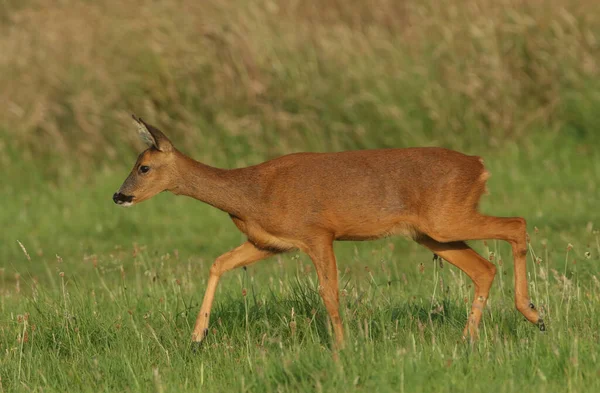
<box><xmin>172</xmin><ymin>153</ymin><xmax>251</xmax><ymax>217</ymax></box>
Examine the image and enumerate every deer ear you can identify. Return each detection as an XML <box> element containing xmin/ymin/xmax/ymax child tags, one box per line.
<box><xmin>131</xmin><ymin>115</ymin><xmax>173</xmax><ymax>152</ymax></box>
<box><xmin>132</xmin><ymin>115</ymin><xmax>157</xmax><ymax>148</ymax></box>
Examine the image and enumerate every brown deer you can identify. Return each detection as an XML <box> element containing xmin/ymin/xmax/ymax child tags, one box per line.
<box><xmin>114</xmin><ymin>115</ymin><xmax>545</xmax><ymax>349</ymax></box>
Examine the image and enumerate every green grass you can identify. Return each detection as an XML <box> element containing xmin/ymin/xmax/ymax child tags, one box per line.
<box><xmin>1</xmin><ymin>134</ymin><xmax>599</xmax><ymax>392</ymax></box>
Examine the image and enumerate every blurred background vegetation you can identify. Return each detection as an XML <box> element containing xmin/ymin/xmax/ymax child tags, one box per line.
<box><xmin>0</xmin><ymin>0</ymin><xmax>598</xmax><ymax>265</ymax></box>
<box><xmin>2</xmin><ymin>0</ymin><xmax>599</xmax><ymax>166</ymax></box>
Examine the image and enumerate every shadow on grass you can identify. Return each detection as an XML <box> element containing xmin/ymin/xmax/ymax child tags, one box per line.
<box><xmin>195</xmin><ymin>276</ymin><xmax>469</xmax><ymax>348</ymax></box>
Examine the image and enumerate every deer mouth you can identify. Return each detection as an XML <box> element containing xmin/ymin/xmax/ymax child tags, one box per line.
<box><xmin>113</xmin><ymin>192</ymin><xmax>134</xmax><ymax>207</ymax></box>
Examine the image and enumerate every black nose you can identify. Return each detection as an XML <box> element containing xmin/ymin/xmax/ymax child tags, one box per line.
<box><xmin>113</xmin><ymin>192</ymin><xmax>133</xmax><ymax>204</ymax></box>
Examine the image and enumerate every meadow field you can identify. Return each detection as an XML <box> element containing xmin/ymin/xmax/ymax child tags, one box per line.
<box><xmin>1</xmin><ymin>0</ymin><xmax>599</xmax><ymax>392</ymax></box>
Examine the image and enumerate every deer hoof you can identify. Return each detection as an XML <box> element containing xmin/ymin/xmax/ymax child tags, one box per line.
<box><xmin>538</xmin><ymin>318</ymin><xmax>546</xmax><ymax>332</ymax></box>
<box><xmin>190</xmin><ymin>341</ymin><xmax>204</xmax><ymax>353</ymax></box>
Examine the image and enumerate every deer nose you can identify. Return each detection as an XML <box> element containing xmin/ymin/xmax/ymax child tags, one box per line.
<box><xmin>113</xmin><ymin>192</ymin><xmax>133</xmax><ymax>204</ymax></box>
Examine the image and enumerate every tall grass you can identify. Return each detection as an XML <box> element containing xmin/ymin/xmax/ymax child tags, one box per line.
<box><xmin>1</xmin><ymin>230</ymin><xmax>599</xmax><ymax>392</ymax></box>
<box><xmin>1</xmin><ymin>0</ymin><xmax>599</xmax><ymax>171</ymax></box>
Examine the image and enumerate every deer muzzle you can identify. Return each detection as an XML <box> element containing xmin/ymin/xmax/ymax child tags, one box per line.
<box><xmin>113</xmin><ymin>192</ymin><xmax>134</xmax><ymax>206</ymax></box>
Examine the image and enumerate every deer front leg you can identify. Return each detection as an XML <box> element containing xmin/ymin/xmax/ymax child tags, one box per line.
<box><xmin>306</xmin><ymin>238</ymin><xmax>345</xmax><ymax>350</ymax></box>
<box><xmin>192</xmin><ymin>242</ymin><xmax>273</xmax><ymax>343</ymax></box>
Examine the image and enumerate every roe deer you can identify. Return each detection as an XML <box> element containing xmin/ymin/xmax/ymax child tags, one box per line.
<box><xmin>113</xmin><ymin>116</ymin><xmax>545</xmax><ymax>348</ymax></box>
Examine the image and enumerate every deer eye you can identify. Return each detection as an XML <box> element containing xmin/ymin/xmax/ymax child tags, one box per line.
<box><xmin>140</xmin><ymin>165</ymin><xmax>150</xmax><ymax>173</ymax></box>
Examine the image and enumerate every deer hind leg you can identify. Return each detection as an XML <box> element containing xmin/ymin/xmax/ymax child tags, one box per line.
<box><xmin>305</xmin><ymin>238</ymin><xmax>344</xmax><ymax>350</ymax></box>
<box><xmin>426</xmin><ymin>214</ymin><xmax>543</xmax><ymax>331</ymax></box>
<box><xmin>192</xmin><ymin>242</ymin><xmax>274</xmax><ymax>343</ymax></box>
<box><xmin>417</xmin><ymin>237</ymin><xmax>496</xmax><ymax>341</ymax></box>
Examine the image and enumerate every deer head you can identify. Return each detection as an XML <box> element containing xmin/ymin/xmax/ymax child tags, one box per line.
<box><xmin>113</xmin><ymin>116</ymin><xmax>179</xmax><ymax>206</ymax></box>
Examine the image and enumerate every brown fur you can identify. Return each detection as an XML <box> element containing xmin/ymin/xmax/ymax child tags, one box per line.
<box><xmin>116</xmin><ymin>119</ymin><xmax>544</xmax><ymax>349</ymax></box>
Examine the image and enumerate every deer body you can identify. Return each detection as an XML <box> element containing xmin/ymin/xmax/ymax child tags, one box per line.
<box><xmin>114</xmin><ymin>117</ymin><xmax>544</xmax><ymax>349</ymax></box>
<box><xmin>186</xmin><ymin>148</ymin><xmax>484</xmax><ymax>251</ymax></box>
